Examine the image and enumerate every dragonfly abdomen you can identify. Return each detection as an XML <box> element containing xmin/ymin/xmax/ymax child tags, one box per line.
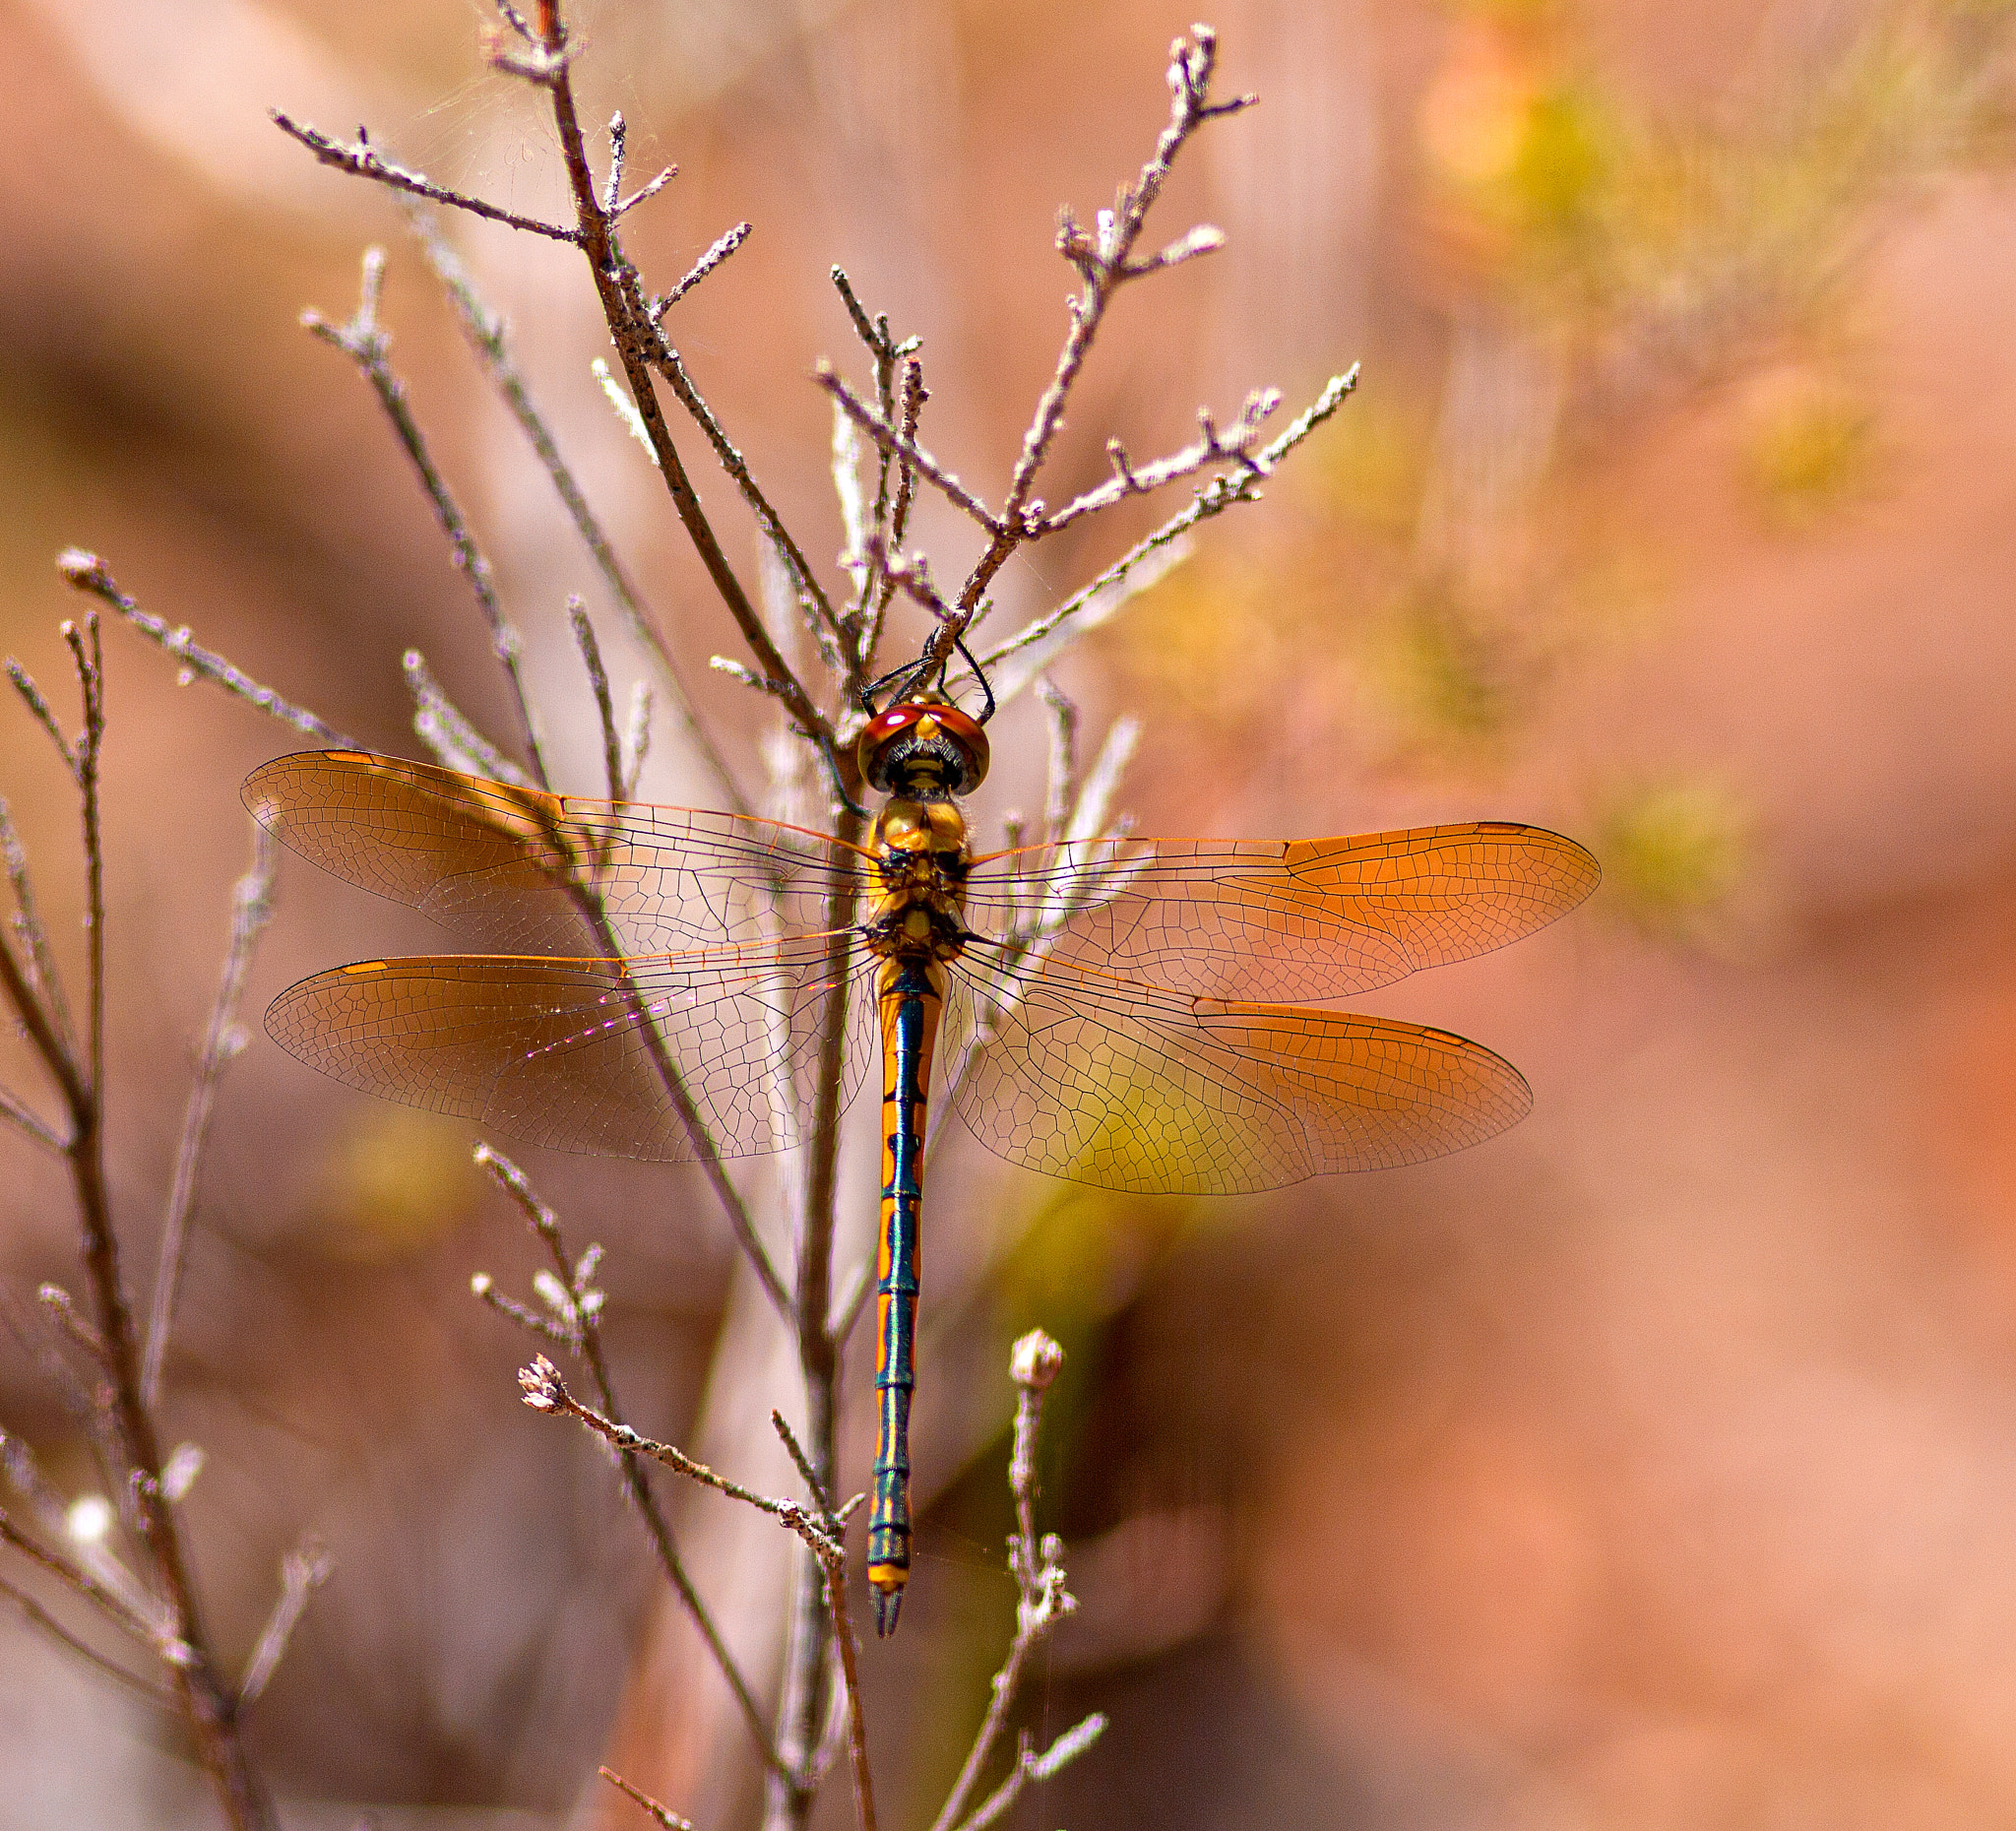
<box><xmin>868</xmin><ymin>952</ymin><xmax>944</xmax><ymax>1636</ymax></box>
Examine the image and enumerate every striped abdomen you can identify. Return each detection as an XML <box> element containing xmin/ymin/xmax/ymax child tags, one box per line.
<box><xmin>867</xmin><ymin>952</ymin><xmax>943</xmax><ymax>1636</ymax></box>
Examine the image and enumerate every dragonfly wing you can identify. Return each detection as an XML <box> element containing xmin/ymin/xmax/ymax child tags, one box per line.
<box><xmin>244</xmin><ymin>750</ymin><xmax>866</xmax><ymax>956</ymax></box>
<box><xmin>963</xmin><ymin>824</ymin><xmax>1599</xmax><ymax>1003</ymax></box>
<box><xmin>945</xmin><ymin>945</ymin><xmax>1531</xmax><ymax>1193</ymax></box>
<box><xmin>268</xmin><ymin>935</ymin><xmax>874</xmax><ymax>1162</ymax></box>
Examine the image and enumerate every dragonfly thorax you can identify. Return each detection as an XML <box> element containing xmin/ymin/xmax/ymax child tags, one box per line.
<box><xmin>863</xmin><ymin>795</ymin><xmax>970</xmax><ymax>963</ymax></box>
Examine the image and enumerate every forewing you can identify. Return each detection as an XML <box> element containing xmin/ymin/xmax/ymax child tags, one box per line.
<box><xmin>944</xmin><ymin>945</ymin><xmax>1531</xmax><ymax>1194</ymax></box>
<box><xmin>963</xmin><ymin>823</ymin><xmax>1599</xmax><ymax>1003</ymax></box>
<box><xmin>244</xmin><ymin>750</ymin><xmax>865</xmax><ymax>956</ymax></box>
<box><xmin>267</xmin><ymin>934</ymin><xmax>874</xmax><ymax>1162</ymax></box>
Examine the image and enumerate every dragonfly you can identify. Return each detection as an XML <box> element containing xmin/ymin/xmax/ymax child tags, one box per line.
<box><xmin>244</xmin><ymin>687</ymin><xmax>1597</xmax><ymax>1633</ymax></box>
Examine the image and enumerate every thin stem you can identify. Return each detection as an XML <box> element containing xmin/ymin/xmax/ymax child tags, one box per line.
<box><xmin>866</xmin><ymin>358</ymin><xmax>925</xmax><ymax>660</ymax></box>
<box><xmin>652</xmin><ymin>221</ymin><xmax>753</xmax><ymax>318</ymax></box>
<box><xmin>403</xmin><ymin>649</ymin><xmax>532</xmax><ymax>787</ymax></box>
<box><xmin>599</xmin><ymin>1765</ymin><xmax>695</xmax><ymax>1829</ymax></box>
<box><xmin>305</xmin><ymin>249</ymin><xmax>552</xmax><ymax>791</ymax></box>
<box><xmin>651</xmin><ymin>343</ymin><xmax>844</xmax><ymax>672</ymax></box>
<box><xmin>0</xmin><ymin>1085</ymin><xmax>62</xmax><ymax>1154</ymax></box>
<box><xmin>271</xmin><ymin>112</ymin><xmax>578</xmax><ymax>242</ymax></box>
<box><xmin>527</xmin><ymin>1352</ymin><xmax>879</xmax><ymax>1831</ymax></box>
<box><xmin>142</xmin><ymin>827</ymin><xmax>278</xmax><ymax>1407</ymax></box>
<box><xmin>569</xmin><ymin>598</ymin><xmax>626</xmax><ymax>803</ymax></box>
<box><xmin>528</xmin><ymin>1</ymin><xmax>847</xmax><ymax>801</ymax></box>
<box><xmin>0</xmin><ymin>794</ymin><xmax>77</xmax><ymax>1068</ymax></box>
<box><xmin>816</xmin><ymin>365</ymin><xmax>1002</xmax><ymax>533</ymax></box>
<box><xmin>927</xmin><ymin>1332</ymin><xmax>1079</xmax><ymax>1831</ymax></box>
<box><xmin>0</xmin><ymin>1510</ymin><xmax>162</xmax><ymax>1648</ymax></box>
<box><xmin>979</xmin><ymin>367</ymin><xmax>1358</xmax><ymax>674</ymax></box>
<box><xmin>953</xmin><ymin>1716</ymin><xmax>1106</xmax><ymax>1831</ymax></box>
<box><xmin>0</xmin><ymin>632</ymin><xmax>280</xmax><ymax>1828</ymax></box>
<box><xmin>235</xmin><ymin>1539</ymin><xmax>331</xmax><ymax>1710</ymax></box>
<box><xmin>5</xmin><ymin>658</ymin><xmax>77</xmax><ymax>777</ymax></box>
<box><xmin>520</xmin><ymin>1357</ymin><xmax>820</xmax><ymax>1526</ymax></box>
<box><xmin>1037</xmin><ymin>678</ymin><xmax>1078</xmax><ymax>844</ymax></box>
<box><xmin>965</xmin><ymin>28</ymin><xmax>1252</xmax><ymax>612</ymax></box>
<box><xmin>474</xmin><ymin>1146</ymin><xmax>784</xmax><ymax>1772</ymax></box>
<box><xmin>58</xmin><ymin>552</ymin><xmax>353</xmax><ymax>745</ymax></box>
<box><xmin>766</xmin><ymin>798</ymin><xmax>863</xmax><ymax>1828</ymax></box>
<box><xmin>410</xmin><ymin>214</ymin><xmax>748</xmax><ymax>815</ymax></box>
<box><xmin>0</xmin><ymin>1573</ymin><xmax>178</xmax><ymax>1711</ymax></box>
<box><xmin>1033</xmin><ymin>387</ymin><xmax>1280</xmax><ymax>536</ymax></box>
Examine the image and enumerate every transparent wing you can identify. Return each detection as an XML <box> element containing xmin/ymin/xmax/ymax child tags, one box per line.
<box><xmin>963</xmin><ymin>823</ymin><xmax>1599</xmax><ymax>1003</ymax></box>
<box><xmin>245</xmin><ymin>750</ymin><xmax>869</xmax><ymax>956</ymax></box>
<box><xmin>267</xmin><ymin>934</ymin><xmax>875</xmax><ymax>1162</ymax></box>
<box><xmin>942</xmin><ymin>943</ymin><xmax>1532</xmax><ymax>1194</ymax></box>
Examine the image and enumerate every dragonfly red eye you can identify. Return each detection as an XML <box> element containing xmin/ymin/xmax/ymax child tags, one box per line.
<box><xmin>858</xmin><ymin>698</ymin><xmax>990</xmax><ymax>793</ymax></box>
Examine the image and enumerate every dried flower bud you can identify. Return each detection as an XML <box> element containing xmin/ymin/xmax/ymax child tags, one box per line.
<box><xmin>519</xmin><ymin>1357</ymin><xmax>562</xmax><ymax>1411</ymax></box>
<box><xmin>1010</xmin><ymin>1329</ymin><xmax>1065</xmax><ymax>1391</ymax></box>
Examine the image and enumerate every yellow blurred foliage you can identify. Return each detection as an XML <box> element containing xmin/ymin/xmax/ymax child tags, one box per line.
<box><xmin>312</xmin><ymin>1105</ymin><xmax>477</xmax><ymax>1259</ymax></box>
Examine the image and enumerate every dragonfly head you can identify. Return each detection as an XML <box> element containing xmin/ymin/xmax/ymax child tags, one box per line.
<box><xmin>858</xmin><ymin>694</ymin><xmax>990</xmax><ymax>799</ymax></box>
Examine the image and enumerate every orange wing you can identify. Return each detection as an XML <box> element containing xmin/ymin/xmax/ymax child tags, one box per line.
<box><xmin>267</xmin><ymin>936</ymin><xmax>873</xmax><ymax>1162</ymax></box>
<box><xmin>943</xmin><ymin>941</ymin><xmax>1531</xmax><ymax>1193</ymax></box>
<box><xmin>963</xmin><ymin>823</ymin><xmax>1598</xmax><ymax>1004</ymax></box>
<box><xmin>244</xmin><ymin>750</ymin><xmax>867</xmax><ymax>956</ymax></box>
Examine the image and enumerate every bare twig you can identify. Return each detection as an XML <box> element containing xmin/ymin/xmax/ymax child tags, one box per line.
<box><xmin>142</xmin><ymin>828</ymin><xmax>278</xmax><ymax>1407</ymax></box>
<box><xmin>270</xmin><ymin>112</ymin><xmax>578</xmax><ymax>242</ymax></box>
<box><xmin>0</xmin><ymin>1572</ymin><xmax>178</xmax><ymax>1710</ymax></box>
<box><xmin>402</xmin><ymin>650</ymin><xmax>532</xmax><ymax>787</ymax></box>
<box><xmin>469</xmin><ymin>1272</ymin><xmax>576</xmax><ymax>1350</ymax></box>
<box><xmin>57</xmin><ymin>551</ymin><xmax>352</xmax><ymax>745</ymax></box>
<box><xmin>602</xmin><ymin>111</ymin><xmax>628</xmax><ymax>218</ymax></box>
<box><xmin>569</xmin><ymin>598</ymin><xmax>625</xmax><ymax>803</ymax></box>
<box><xmin>652</xmin><ymin>221</ymin><xmax>753</xmax><ymax>319</ymax></box>
<box><xmin>38</xmin><ymin>1285</ymin><xmax>111</xmax><ymax>1368</ymax></box>
<box><xmin>871</xmin><ymin>357</ymin><xmax>927</xmax><ymax>655</ymax></box>
<box><xmin>953</xmin><ymin>1715</ymin><xmax>1107</xmax><ymax>1831</ymax></box>
<box><xmin>409</xmin><ymin>213</ymin><xmax>747</xmax><ymax>814</ymax></box>
<box><xmin>1034</xmin><ymin>387</ymin><xmax>1281</xmax><ymax>535</ymax></box>
<box><xmin>649</xmin><ymin>343</ymin><xmax>843</xmax><ymax>670</ymax></box>
<box><xmin>770</xmin><ymin>1409</ymin><xmax>833</xmax><ymax>1517</ymax></box>
<box><xmin>305</xmin><ymin>249</ymin><xmax>551</xmax><ymax>791</ymax></box>
<box><xmin>515</xmin><ymin>2</ymin><xmax>845</xmax><ymax>798</ymax></box>
<box><xmin>927</xmin><ymin>1332</ymin><xmax>1080</xmax><ymax>1831</ymax></box>
<box><xmin>979</xmin><ymin>366</ymin><xmax>1358</xmax><ymax>675</ymax></box>
<box><xmin>0</xmin><ymin>622</ymin><xmax>281</xmax><ymax>1829</ymax></box>
<box><xmin>950</xmin><ymin>26</ymin><xmax>1254</xmax><ymax>624</ymax></box>
<box><xmin>1036</xmin><ymin>678</ymin><xmax>1079</xmax><ymax>845</ymax></box>
<box><xmin>829</xmin><ymin>267</ymin><xmax>923</xmax><ymax>652</ymax></box>
<box><xmin>521</xmin><ymin>1356</ymin><xmax>814</xmax><ymax>1521</ymax></box>
<box><xmin>616</xmin><ymin>165</ymin><xmax>679</xmax><ymax>219</ymax></box>
<box><xmin>0</xmin><ymin>796</ymin><xmax>78</xmax><ymax>1061</ymax></box>
<box><xmin>599</xmin><ymin>1765</ymin><xmax>695</xmax><ymax>1830</ymax></box>
<box><xmin>0</xmin><ymin>1084</ymin><xmax>62</xmax><ymax>1154</ymax></box>
<box><xmin>867</xmin><ymin>539</ymin><xmax>959</xmax><ymax>626</ymax></box>
<box><xmin>816</xmin><ymin>365</ymin><xmax>1002</xmax><ymax>533</ymax></box>
<box><xmin>491</xmin><ymin>0</ymin><xmax>536</xmax><ymax>41</ymax></box>
<box><xmin>621</xmin><ymin>680</ymin><xmax>654</xmax><ymax>799</ymax></box>
<box><xmin>523</xmin><ymin>1348</ymin><xmax>880</xmax><ymax>1830</ymax></box>
<box><xmin>5</xmin><ymin>659</ymin><xmax>76</xmax><ymax>777</ymax></box>
<box><xmin>0</xmin><ymin>1508</ymin><xmax>164</xmax><ymax>1656</ymax></box>
<box><xmin>474</xmin><ymin>1148</ymin><xmax>782</xmax><ymax>1771</ymax></box>
<box><xmin>235</xmin><ymin>1539</ymin><xmax>331</xmax><ymax>1710</ymax></box>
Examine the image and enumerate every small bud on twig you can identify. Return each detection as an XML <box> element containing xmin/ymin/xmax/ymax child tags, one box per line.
<box><xmin>1011</xmin><ymin>1329</ymin><xmax>1065</xmax><ymax>1392</ymax></box>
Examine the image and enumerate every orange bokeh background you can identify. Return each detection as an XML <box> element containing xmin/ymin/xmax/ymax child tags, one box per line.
<box><xmin>6</xmin><ymin>1</ymin><xmax>2016</xmax><ymax>1826</ymax></box>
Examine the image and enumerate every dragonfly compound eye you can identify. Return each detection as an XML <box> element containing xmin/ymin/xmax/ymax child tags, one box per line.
<box><xmin>858</xmin><ymin>698</ymin><xmax>990</xmax><ymax>795</ymax></box>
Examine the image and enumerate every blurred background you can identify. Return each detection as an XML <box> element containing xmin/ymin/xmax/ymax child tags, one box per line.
<box><xmin>4</xmin><ymin>0</ymin><xmax>2016</xmax><ymax>1825</ymax></box>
